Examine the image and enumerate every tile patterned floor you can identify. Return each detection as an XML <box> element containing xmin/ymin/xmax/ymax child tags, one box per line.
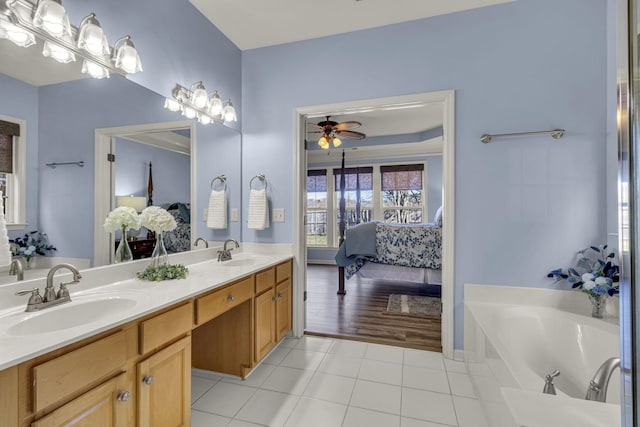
<box><xmin>191</xmin><ymin>336</ymin><xmax>489</xmax><ymax>427</ymax></box>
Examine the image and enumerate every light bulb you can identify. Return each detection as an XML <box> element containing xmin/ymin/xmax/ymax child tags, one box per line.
<box><xmin>42</xmin><ymin>41</ymin><xmax>75</xmax><ymax>63</ymax></box>
<box><xmin>33</xmin><ymin>0</ymin><xmax>71</xmax><ymax>38</ymax></box>
<box><xmin>191</xmin><ymin>82</ymin><xmax>208</xmax><ymax>109</ymax></box>
<box><xmin>183</xmin><ymin>106</ymin><xmax>197</xmax><ymax>119</ymax></box>
<box><xmin>0</xmin><ymin>20</ymin><xmax>35</xmax><ymax>47</ymax></box>
<box><xmin>332</xmin><ymin>136</ymin><xmax>342</xmax><ymax>148</ymax></box>
<box><xmin>114</xmin><ymin>38</ymin><xmax>142</xmax><ymax>74</ymax></box>
<box><xmin>81</xmin><ymin>59</ymin><xmax>109</xmax><ymax>79</ymax></box>
<box><xmin>164</xmin><ymin>98</ymin><xmax>181</xmax><ymax>112</ymax></box>
<box><xmin>208</xmin><ymin>91</ymin><xmax>223</xmax><ymax>116</ymax></box>
<box><xmin>318</xmin><ymin>136</ymin><xmax>329</xmax><ymax>149</ymax></box>
<box><xmin>77</xmin><ymin>14</ymin><xmax>109</xmax><ymax>56</ymax></box>
<box><xmin>223</xmin><ymin>99</ymin><xmax>237</xmax><ymax>122</ymax></box>
<box><xmin>200</xmin><ymin>115</ymin><xmax>212</xmax><ymax>125</ymax></box>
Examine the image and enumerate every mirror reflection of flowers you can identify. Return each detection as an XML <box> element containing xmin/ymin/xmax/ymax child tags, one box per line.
<box><xmin>10</xmin><ymin>231</ymin><xmax>56</xmax><ymax>261</ymax></box>
<box><xmin>140</xmin><ymin>206</ymin><xmax>177</xmax><ymax>233</ymax></box>
<box><xmin>103</xmin><ymin>206</ymin><xmax>142</xmax><ymax>233</ymax></box>
<box><xmin>547</xmin><ymin>245</ymin><xmax>620</xmax><ymax>297</ymax></box>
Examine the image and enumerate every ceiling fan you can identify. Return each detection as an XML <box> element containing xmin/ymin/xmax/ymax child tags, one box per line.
<box><xmin>308</xmin><ymin>116</ymin><xmax>366</xmax><ymax>149</ymax></box>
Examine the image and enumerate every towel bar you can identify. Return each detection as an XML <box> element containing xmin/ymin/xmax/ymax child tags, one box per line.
<box><xmin>211</xmin><ymin>175</ymin><xmax>227</xmax><ymax>191</ymax></box>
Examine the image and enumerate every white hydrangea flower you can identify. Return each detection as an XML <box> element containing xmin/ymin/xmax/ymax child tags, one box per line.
<box><xmin>582</xmin><ymin>273</ymin><xmax>595</xmax><ymax>282</ymax></box>
<box><xmin>140</xmin><ymin>206</ymin><xmax>177</xmax><ymax>233</ymax></box>
<box><xmin>583</xmin><ymin>281</ymin><xmax>596</xmax><ymax>290</ymax></box>
<box><xmin>104</xmin><ymin>206</ymin><xmax>142</xmax><ymax>232</ymax></box>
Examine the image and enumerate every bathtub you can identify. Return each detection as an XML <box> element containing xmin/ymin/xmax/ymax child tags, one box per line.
<box><xmin>464</xmin><ymin>285</ymin><xmax>621</xmax><ymax>427</ymax></box>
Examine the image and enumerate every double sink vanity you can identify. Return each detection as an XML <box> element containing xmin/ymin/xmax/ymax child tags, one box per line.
<box><xmin>0</xmin><ymin>247</ymin><xmax>293</xmax><ymax>427</ymax></box>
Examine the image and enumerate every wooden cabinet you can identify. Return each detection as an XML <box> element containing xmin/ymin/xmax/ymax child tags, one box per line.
<box><xmin>255</xmin><ymin>287</ymin><xmax>275</xmax><ymax>361</ymax></box>
<box><xmin>275</xmin><ymin>277</ymin><xmax>292</xmax><ymax>342</ymax></box>
<box><xmin>137</xmin><ymin>337</ymin><xmax>191</xmax><ymax>427</ymax></box>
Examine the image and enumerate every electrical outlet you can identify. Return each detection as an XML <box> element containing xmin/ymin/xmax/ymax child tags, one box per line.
<box><xmin>231</xmin><ymin>208</ymin><xmax>239</xmax><ymax>222</ymax></box>
<box><xmin>273</xmin><ymin>208</ymin><xmax>285</xmax><ymax>222</ymax></box>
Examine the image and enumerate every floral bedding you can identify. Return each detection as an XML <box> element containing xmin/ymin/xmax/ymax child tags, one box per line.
<box><xmin>344</xmin><ymin>223</ymin><xmax>442</xmax><ymax>279</ymax></box>
<box><xmin>162</xmin><ymin>203</ymin><xmax>191</xmax><ymax>253</ymax></box>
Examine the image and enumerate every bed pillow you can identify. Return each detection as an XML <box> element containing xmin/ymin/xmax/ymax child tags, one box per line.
<box><xmin>434</xmin><ymin>206</ymin><xmax>443</xmax><ymax>227</ymax></box>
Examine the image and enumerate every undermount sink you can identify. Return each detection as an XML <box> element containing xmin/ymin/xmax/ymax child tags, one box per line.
<box><xmin>220</xmin><ymin>254</ymin><xmax>268</xmax><ymax>267</ymax></box>
<box><xmin>7</xmin><ymin>295</ymin><xmax>138</xmax><ymax>336</ymax></box>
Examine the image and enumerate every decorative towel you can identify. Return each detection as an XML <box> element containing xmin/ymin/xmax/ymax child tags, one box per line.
<box><xmin>206</xmin><ymin>190</ymin><xmax>227</xmax><ymax>229</ymax></box>
<box><xmin>247</xmin><ymin>189</ymin><xmax>269</xmax><ymax>230</ymax></box>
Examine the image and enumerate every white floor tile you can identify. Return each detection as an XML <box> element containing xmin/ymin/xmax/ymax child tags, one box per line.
<box><xmin>192</xmin><ymin>382</ymin><xmax>257</xmax><ymax>418</ymax></box>
<box><xmin>235</xmin><ymin>389</ymin><xmax>299</xmax><ymax>427</ymax></box>
<box><xmin>284</xmin><ymin>397</ymin><xmax>347</xmax><ymax>427</ymax></box>
<box><xmin>401</xmin><ymin>387</ymin><xmax>457</xmax><ymax>426</ymax></box>
<box><xmin>279</xmin><ymin>337</ymin><xmax>300</xmax><ymax>348</ymax></box>
<box><xmin>221</xmin><ymin>363</ymin><xmax>276</xmax><ymax>388</ymax></box>
<box><xmin>261</xmin><ymin>366</ymin><xmax>315</xmax><ymax>395</ymax></box>
<box><xmin>447</xmin><ymin>372</ymin><xmax>475</xmax><ymax>398</ymax></box>
<box><xmin>401</xmin><ymin>417</ymin><xmax>453</xmax><ymax>427</ymax></box>
<box><xmin>359</xmin><ymin>359</ymin><xmax>403</xmax><ymax>385</ymax></box>
<box><xmin>365</xmin><ymin>343</ymin><xmax>404</xmax><ymax>364</ymax></box>
<box><xmin>263</xmin><ymin>345</ymin><xmax>293</xmax><ymax>365</ymax></box>
<box><xmin>328</xmin><ymin>339</ymin><xmax>368</xmax><ymax>358</ymax></box>
<box><xmin>191</xmin><ymin>409</ymin><xmax>231</xmax><ymax>427</ymax></box>
<box><xmin>227</xmin><ymin>421</ymin><xmax>265</xmax><ymax>427</ymax></box>
<box><xmin>192</xmin><ymin>376</ymin><xmax>217</xmax><ymax>404</ymax></box>
<box><xmin>280</xmin><ymin>348</ymin><xmax>326</xmax><ymax>370</ymax></box>
<box><xmin>402</xmin><ymin>365</ymin><xmax>450</xmax><ymax>394</ymax></box>
<box><xmin>294</xmin><ymin>335</ymin><xmax>334</xmax><ymax>352</ymax></box>
<box><xmin>317</xmin><ymin>353</ymin><xmax>362</xmax><ymax>378</ymax></box>
<box><xmin>343</xmin><ymin>407</ymin><xmax>401</xmax><ymax>427</ymax></box>
<box><xmin>350</xmin><ymin>379</ymin><xmax>402</xmax><ymax>415</ymax></box>
<box><xmin>404</xmin><ymin>349</ymin><xmax>445</xmax><ymax>371</ymax></box>
<box><xmin>452</xmin><ymin>396</ymin><xmax>488</xmax><ymax>427</ymax></box>
<box><xmin>444</xmin><ymin>359</ymin><xmax>467</xmax><ymax>374</ymax></box>
<box><xmin>466</xmin><ymin>362</ymin><xmax>492</xmax><ymax>377</ymax></box>
<box><xmin>303</xmin><ymin>372</ymin><xmax>356</xmax><ymax>404</ymax></box>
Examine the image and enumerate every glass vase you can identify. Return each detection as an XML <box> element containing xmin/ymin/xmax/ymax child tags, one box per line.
<box><xmin>150</xmin><ymin>232</ymin><xmax>168</xmax><ymax>268</ymax></box>
<box><xmin>589</xmin><ymin>294</ymin><xmax>606</xmax><ymax>318</ymax></box>
<box><xmin>114</xmin><ymin>226</ymin><xmax>133</xmax><ymax>263</ymax></box>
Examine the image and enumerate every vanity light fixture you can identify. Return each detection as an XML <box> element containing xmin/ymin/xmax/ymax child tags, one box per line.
<box><xmin>164</xmin><ymin>82</ymin><xmax>238</xmax><ymax>125</ymax></box>
<box><xmin>0</xmin><ymin>0</ymin><xmax>143</xmax><ymax>78</ymax></box>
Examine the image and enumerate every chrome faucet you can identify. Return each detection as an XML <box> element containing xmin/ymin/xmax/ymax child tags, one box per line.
<box><xmin>585</xmin><ymin>357</ymin><xmax>620</xmax><ymax>402</ymax></box>
<box><xmin>15</xmin><ymin>263</ymin><xmax>82</xmax><ymax>312</ymax></box>
<box><xmin>217</xmin><ymin>239</ymin><xmax>239</xmax><ymax>262</ymax></box>
<box><xmin>194</xmin><ymin>237</ymin><xmax>209</xmax><ymax>248</ymax></box>
<box><xmin>543</xmin><ymin>370</ymin><xmax>560</xmax><ymax>395</ymax></box>
<box><xmin>9</xmin><ymin>259</ymin><xmax>24</xmax><ymax>281</ymax></box>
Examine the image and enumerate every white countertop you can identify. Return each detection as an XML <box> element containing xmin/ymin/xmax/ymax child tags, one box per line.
<box><xmin>0</xmin><ymin>246</ymin><xmax>293</xmax><ymax>371</ymax></box>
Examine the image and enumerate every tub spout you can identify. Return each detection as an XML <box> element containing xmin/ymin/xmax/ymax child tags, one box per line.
<box><xmin>585</xmin><ymin>357</ymin><xmax>620</xmax><ymax>402</ymax></box>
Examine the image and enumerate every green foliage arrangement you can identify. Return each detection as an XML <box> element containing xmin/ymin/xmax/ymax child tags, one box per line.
<box><xmin>136</xmin><ymin>264</ymin><xmax>189</xmax><ymax>281</ymax></box>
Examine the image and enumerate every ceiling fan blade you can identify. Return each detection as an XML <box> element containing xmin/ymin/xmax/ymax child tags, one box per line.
<box><xmin>336</xmin><ymin>130</ymin><xmax>366</xmax><ymax>140</ymax></box>
<box><xmin>334</xmin><ymin>121</ymin><xmax>361</xmax><ymax>131</ymax></box>
<box><xmin>307</xmin><ymin>123</ymin><xmax>324</xmax><ymax>130</ymax></box>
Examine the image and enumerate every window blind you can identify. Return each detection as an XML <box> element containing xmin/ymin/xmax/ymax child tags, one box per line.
<box><xmin>0</xmin><ymin>120</ymin><xmax>18</xmax><ymax>174</ymax></box>
<box><xmin>307</xmin><ymin>169</ymin><xmax>327</xmax><ymax>192</ymax></box>
<box><xmin>332</xmin><ymin>167</ymin><xmax>373</xmax><ymax>190</ymax></box>
<box><xmin>380</xmin><ymin>164</ymin><xmax>423</xmax><ymax>191</ymax></box>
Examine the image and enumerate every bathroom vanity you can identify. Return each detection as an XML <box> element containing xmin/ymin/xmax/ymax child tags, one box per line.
<box><xmin>0</xmin><ymin>251</ymin><xmax>292</xmax><ymax>427</ymax></box>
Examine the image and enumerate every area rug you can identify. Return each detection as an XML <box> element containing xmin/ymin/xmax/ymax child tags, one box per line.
<box><xmin>385</xmin><ymin>294</ymin><xmax>441</xmax><ymax>318</ymax></box>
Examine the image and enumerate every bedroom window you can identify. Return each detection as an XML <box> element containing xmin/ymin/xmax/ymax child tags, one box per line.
<box><xmin>333</xmin><ymin>166</ymin><xmax>373</xmax><ymax>236</ymax></box>
<box><xmin>380</xmin><ymin>164</ymin><xmax>424</xmax><ymax>223</ymax></box>
<box><xmin>306</xmin><ymin>170</ymin><xmax>328</xmax><ymax>245</ymax></box>
<box><xmin>0</xmin><ymin>118</ymin><xmax>25</xmax><ymax>228</ymax></box>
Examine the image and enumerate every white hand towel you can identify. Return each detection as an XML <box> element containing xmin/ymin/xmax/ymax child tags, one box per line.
<box><xmin>206</xmin><ymin>190</ymin><xmax>227</xmax><ymax>229</ymax></box>
<box><xmin>247</xmin><ymin>189</ymin><xmax>269</xmax><ymax>230</ymax></box>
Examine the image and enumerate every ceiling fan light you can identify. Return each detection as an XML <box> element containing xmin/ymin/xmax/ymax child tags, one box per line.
<box><xmin>318</xmin><ymin>136</ymin><xmax>330</xmax><ymax>149</ymax></box>
<box><xmin>223</xmin><ymin>99</ymin><xmax>237</xmax><ymax>122</ymax></box>
<box><xmin>332</xmin><ymin>136</ymin><xmax>342</xmax><ymax>148</ymax></box>
<box><xmin>77</xmin><ymin>13</ymin><xmax>110</xmax><ymax>56</ymax></box>
<box><xmin>164</xmin><ymin>98</ymin><xmax>181</xmax><ymax>112</ymax></box>
<box><xmin>0</xmin><ymin>18</ymin><xmax>36</xmax><ymax>47</ymax></box>
<box><xmin>114</xmin><ymin>36</ymin><xmax>142</xmax><ymax>74</ymax></box>
<box><xmin>42</xmin><ymin>40</ymin><xmax>75</xmax><ymax>63</ymax></box>
<box><xmin>191</xmin><ymin>82</ymin><xmax>208</xmax><ymax>109</ymax></box>
<box><xmin>33</xmin><ymin>0</ymin><xmax>72</xmax><ymax>38</ymax></box>
<box><xmin>81</xmin><ymin>59</ymin><xmax>109</xmax><ymax>79</ymax></box>
<box><xmin>208</xmin><ymin>91</ymin><xmax>223</xmax><ymax>116</ymax></box>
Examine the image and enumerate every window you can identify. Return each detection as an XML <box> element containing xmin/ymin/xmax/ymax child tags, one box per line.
<box><xmin>333</xmin><ymin>167</ymin><xmax>373</xmax><ymax>239</ymax></box>
<box><xmin>381</xmin><ymin>164</ymin><xmax>424</xmax><ymax>223</ymax></box>
<box><xmin>0</xmin><ymin>117</ymin><xmax>25</xmax><ymax>228</ymax></box>
<box><xmin>306</xmin><ymin>170</ymin><xmax>327</xmax><ymax>245</ymax></box>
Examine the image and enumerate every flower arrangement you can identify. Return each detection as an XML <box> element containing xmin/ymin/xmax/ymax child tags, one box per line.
<box><xmin>140</xmin><ymin>206</ymin><xmax>177</xmax><ymax>233</ymax></box>
<box><xmin>10</xmin><ymin>231</ymin><xmax>56</xmax><ymax>261</ymax></box>
<box><xmin>547</xmin><ymin>245</ymin><xmax>620</xmax><ymax>298</ymax></box>
<box><xmin>103</xmin><ymin>206</ymin><xmax>142</xmax><ymax>232</ymax></box>
<box><xmin>136</xmin><ymin>264</ymin><xmax>189</xmax><ymax>281</ymax></box>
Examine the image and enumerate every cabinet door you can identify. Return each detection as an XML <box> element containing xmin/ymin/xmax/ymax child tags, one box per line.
<box><xmin>31</xmin><ymin>373</ymin><xmax>132</xmax><ymax>427</ymax></box>
<box><xmin>137</xmin><ymin>337</ymin><xmax>191</xmax><ymax>427</ymax></box>
<box><xmin>255</xmin><ymin>290</ymin><xmax>275</xmax><ymax>361</ymax></box>
<box><xmin>275</xmin><ymin>278</ymin><xmax>292</xmax><ymax>342</ymax></box>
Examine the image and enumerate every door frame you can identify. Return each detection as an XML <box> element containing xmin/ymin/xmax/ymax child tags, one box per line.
<box><xmin>293</xmin><ymin>90</ymin><xmax>456</xmax><ymax>359</ymax></box>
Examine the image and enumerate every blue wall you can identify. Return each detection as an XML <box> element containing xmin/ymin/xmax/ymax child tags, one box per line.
<box><xmin>242</xmin><ymin>0</ymin><xmax>610</xmax><ymax>348</ymax></box>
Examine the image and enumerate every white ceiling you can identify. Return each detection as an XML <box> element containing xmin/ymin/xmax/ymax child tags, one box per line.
<box><xmin>189</xmin><ymin>0</ymin><xmax>514</xmax><ymax>50</ymax></box>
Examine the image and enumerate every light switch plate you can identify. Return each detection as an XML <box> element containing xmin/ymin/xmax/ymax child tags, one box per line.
<box><xmin>273</xmin><ymin>208</ymin><xmax>285</xmax><ymax>222</ymax></box>
<box><xmin>231</xmin><ymin>208</ymin><xmax>239</xmax><ymax>222</ymax></box>
<box><xmin>203</xmin><ymin>208</ymin><xmax>208</xmax><ymax>222</ymax></box>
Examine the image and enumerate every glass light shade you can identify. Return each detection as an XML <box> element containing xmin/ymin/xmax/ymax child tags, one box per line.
<box><xmin>332</xmin><ymin>136</ymin><xmax>342</xmax><ymax>148</ymax></box>
<box><xmin>114</xmin><ymin>42</ymin><xmax>142</xmax><ymax>74</ymax></box>
<box><xmin>318</xmin><ymin>136</ymin><xmax>330</xmax><ymax>149</ymax></box>
<box><xmin>0</xmin><ymin>19</ymin><xmax>36</xmax><ymax>47</ymax></box>
<box><xmin>191</xmin><ymin>83</ymin><xmax>208</xmax><ymax>109</ymax></box>
<box><xmin>183</xmin><ymin>106</ymin><xmax>197</xmax><ymax>119</ymax></box>
<box><xmin>223</xmin><ymin>100</ymin><xmax>237</xmax><ymax>122</ymax></box>
<box><xmin>77</xmin><ymin>15</ymin><xmax>109</xmax><ymax>56</ymax></box>
<box><xmin>81</xmin><ymin>59</ymin><xmax>109</xmax><ymax>79</ymax></box>
<box><xmin>164</xmin><ymin>98</ymin><xmax>181</xmax><ymax>112</ymax></box>
<box><xmin>199</xmin><ymin>114</ymin><xmax>213</xmax><ymax>125</ymax></box>
<box><xmin>42</xmin><ymin>40</ymin><xmax>75</xmax><ymax>63</ymax></box>
<box><xmin>208</xmin><ymin>91</ymin><xmax>223</xmax><ymax>116</ymax></box>
<box><xmin>32</xmin><ymin>0</ymin><xmax>71</xmax><ymax>38</ymax></box>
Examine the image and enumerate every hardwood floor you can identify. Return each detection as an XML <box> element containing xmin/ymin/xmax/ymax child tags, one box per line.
<box><xmin>305</xmin><ymin>264</ymin><xmax>442</xmax><ymax>352</ymax></box>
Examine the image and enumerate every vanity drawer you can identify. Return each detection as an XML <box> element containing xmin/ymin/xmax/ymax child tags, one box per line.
<box><xmin>196</xmin><ymin>277</ymin><xmax>254</xmax><ymax>325</ymax></box>
<box><xmin>32</xmin><ymin>330</ymin><xmax>127</xmax><ymax>413</ymax></box>
<box><xmin>276</xmin><ymin>260</ymin><xmax>292</xmax><ymax>283</ymax></box>
<box><xmin>255</xmin><ymin>267</ymin><xmax>275</xmax><ymax>294</ymax></box>
<box><xmin>139</xmin><ymin>302</ymin><xmax>193</xmax><ymax>355</ymax></box>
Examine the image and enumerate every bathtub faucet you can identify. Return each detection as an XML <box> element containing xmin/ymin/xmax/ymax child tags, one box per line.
<box><xmin>543</xmin><ymin>370</ymin><xmax>560</xmax><ymax>395</ymax></box>
<box><xmin>585</xmin><ymin>357</ymin><xmax>620</xmax><ymax>402</ymax></box>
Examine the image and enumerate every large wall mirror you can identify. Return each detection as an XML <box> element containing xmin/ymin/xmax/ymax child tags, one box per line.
<box><xmin>0</xmin><ymin>38</ymin><xmax>242</xmax><ymax>278</ymax></box>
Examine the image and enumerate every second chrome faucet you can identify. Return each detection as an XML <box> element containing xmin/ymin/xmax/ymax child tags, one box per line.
<box><xmin>218</xmin><ymin>239</ymin><xmax>239</xmax><ymax>261</ymax></box>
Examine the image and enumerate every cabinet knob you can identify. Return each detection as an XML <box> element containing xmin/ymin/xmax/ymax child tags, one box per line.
<box><xmin>227</xmin><ymin>295</ymin><xmax>235</xmax><ymax>302</ymax></box>
<box><xmin>117</xmin><ymin>391</ymin><xmax>131</xmax><ymax>401</ymax></box>
<box><xmin>277</xmin><ymin>292</ymin><xmax>283</xmax><ymax>299</ymax></box>
<box><xmin>142</xmin><ymin>375</ymin><xmax>154</xmax><ymax>385</ymax></box>
<box><xmin>272</xmin><ymin>296</ymin><xmax>277</xmax><ymax>302</ymax></box>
